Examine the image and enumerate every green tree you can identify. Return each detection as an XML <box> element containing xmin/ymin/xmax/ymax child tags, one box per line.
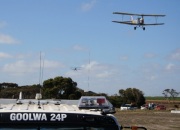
<box><xmin>42</xmin><ymin>76</ymin><xmax>78</xmax><ymax>99</ymax></box>
<box><xmin>0</xmin><ymin>82</ymin><xmax>18</xmax><ymax>93</ymax></box>
<box><xmin>119</xmin><ymin>88</ymin><xmax>145</xmax><ymax>107</ymax></box>
<box><xmin>162</xmin><ymin>89</ymin><xmax>179</xmax><ymax>102</ymax></box>
<box><xmin>43</xmin><ymin>78</ymin><xmax>54</xmax><ymax>88</ymax></box>
<box><xmin>0</xmin><ymin>85</ymin><xmax>40</xmax><ymax>99</ymax></box>
<box><xmin>108</xmin><ymin>94</ymin><xmax>122</xmax><ymax>108</ymax></box>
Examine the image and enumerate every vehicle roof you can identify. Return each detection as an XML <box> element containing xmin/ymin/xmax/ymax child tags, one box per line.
<box><xmin>0</xmin><ymin>99</ymin><xmax>102</xmax><ymax>115</ymax></box>
<box><xmin>0</xmin><ymin>96</ymin><xmax>115</xmax><ymax>116</ymax></box>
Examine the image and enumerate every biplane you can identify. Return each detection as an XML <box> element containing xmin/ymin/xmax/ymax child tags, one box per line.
<box><xmin>112</xmin><ymin>12</ymin><xmax>165</xmax><ymax>30</ymax></box>
<box><xmin>71</xmin><ymin>67</ymin><xmax>82</xmax><ymax>71</ymax></box>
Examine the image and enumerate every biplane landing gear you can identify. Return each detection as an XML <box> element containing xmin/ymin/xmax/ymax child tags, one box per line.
<box><xmin>134</xmin><ymin>26</ymin><xmax>145</xmax><ymax>30</ymax></box>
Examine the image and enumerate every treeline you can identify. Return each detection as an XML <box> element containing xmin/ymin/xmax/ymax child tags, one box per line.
<box><xmin>0</xmin><ymin>83</ymin><xmax>41</xmax><ymax>99</ymax></box>
<box><xmin>0</xmin><ymin>76</ymin><xmax>145</xmax><ymax>108</ymax></box>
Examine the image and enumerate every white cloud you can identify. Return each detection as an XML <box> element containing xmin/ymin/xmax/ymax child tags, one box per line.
<box><xmin>0</xmin><ymin>52</ymin><xmax>36</xmax><ymax>60</ymax></box>
<box><xmin>0</xmin><ymin>33</ymin><xmax>20</xmax><ymax>44</ymax></box>
<box><xmin>73</xmin><ymin>44</ymin><xmax>88</xmax><ymax>51</ymax></box>
<box><xmin>139</xmin><ymin>63</ymin><xmax>161</xmax><ymax>81</ymax></box>
<box><xmin>81</xmin><ymin>0</ymin><xmax>96</xmax><ymax>12</ymax></box>
<box><xmin>146</xmin><ymin>75</ymin><xmax>158</xmax><ymax>81</ymax></box>
<box><xmin>15</xmin><ymin>54</ymin><xmax>28</xmax><ymax>59</ymax></box>
<box><xmin>2</xmin><ymin>60</ymin><xmax>64</xmax><ymax>76</ymax></box>
<box><xmin>96</xmin><ymin>71</ymin><xmax>113</xmax><ymax>78</ymax></box>
<box><xmin>144</xmin><ymin>53</ymin><xmax>156</xmax><ymax>58</ymax></box>
<box><xmin>165</xmin><ymin>63</ymin><xmax>175</xmax><ymax>71</ymax></box>
<box><xmin>2</xmin><ymin>60</ymin><xmax>32</xmax><ymax>75</ymax></box>
<box><xmin>0</xmin><ymin>52</ymin><xmax>12</xmax><ymax>59</ymax></box>
<box><xmin>169</xmin><ymin>48</ymin><xmax>180</xmax><ymax>60</ymax></box>
<box><xmin>44</xmin><ymin>60</ymin><xmax>64</xmax><ymax>69</ymax></box>
<box><xmin>81</xmin><ymin>61</ymin><xmax>99</xmax><ymax>70</ymax></box>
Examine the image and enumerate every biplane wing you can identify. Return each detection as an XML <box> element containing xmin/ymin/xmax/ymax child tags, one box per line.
<box><xmin>112</xmin><ymin>21</ymin><xmax>164</xmax><ymax>26</ymax></box>
<box><xmin>112</xmin><ymin>21</ymin><xmax>132</xmax><ymax>24</ymax></box>
<box><xmin>141</xmin><ymin>23</ymin><xmax>165</xmax><ymax>25</ymax></box>
<box><xmin>113</xmin><ymin>12</ymin><xmax>166</xmax><ymax>17</ymax></box>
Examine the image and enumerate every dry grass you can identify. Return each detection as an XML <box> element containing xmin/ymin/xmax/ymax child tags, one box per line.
<box><xmin>114</xmin><ymin>109</ymin><xmax>180</xmax><ymax>130</ymax></box>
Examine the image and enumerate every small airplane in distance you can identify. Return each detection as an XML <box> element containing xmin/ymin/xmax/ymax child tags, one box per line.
<box><xmin>112</xmin><ymin>12</ymin><xmax>166</xmax><ymax>30</ymax></box>
<box><xmin>71</xmin><ymin>67</ymin><xmax>82</xmax><ymax>71</ymax></box>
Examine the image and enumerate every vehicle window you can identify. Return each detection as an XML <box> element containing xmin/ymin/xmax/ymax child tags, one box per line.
<box><xmin>41</xmin><ymin>127</ymin><xmax>115</xmax><ymax>130</ymax></box>
<box><xmin>0</xmin><ymin>126</ymin><xmax>118</xmax><ymax>130</ymax></box>
<box><xmin>0</xmin><ymin>127</ymin><xmax>38</xmax><ymax>130</ymax></box>
<box><xmin>40</xmin><ymin>127</ymin><xmax>84</xmax><ymax>130</ymax></box>
<box><xmin>0</xmin><ymin>127</ymin><xmax>116</xmax><ymax>130</ymax></box>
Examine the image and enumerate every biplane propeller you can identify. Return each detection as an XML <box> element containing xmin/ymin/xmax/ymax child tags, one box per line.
<box><xmin>112</xmin><ymin>12</ymin><xmax>166</xmax><ymax>30</ymax></box>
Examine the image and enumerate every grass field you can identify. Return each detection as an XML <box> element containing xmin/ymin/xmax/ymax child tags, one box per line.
<box><xmin>114</xmin><ymin>109</ymin><xmax>180</xmax><ymax>130</ymax></box>
<box><xmin>145</xmin><ymin>96</ymin><xmax>180</xmax><ymax>101</ymax></box>
<box><xmin>114</xmin><ymin>100</ymin><xmax>180</xmax><ymax>130</ymax></box>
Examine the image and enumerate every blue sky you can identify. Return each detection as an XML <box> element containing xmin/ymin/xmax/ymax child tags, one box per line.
<box><xmin>0</xmin><ymin>0</ymin><xmax>180</xmax><ymax>96</ymax></box>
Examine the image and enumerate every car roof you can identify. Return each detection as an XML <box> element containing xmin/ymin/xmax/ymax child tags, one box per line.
<box><xmin>0</xmin><ymin>96</ymin><xmax>114</xmax><ymax>116</ymax></box>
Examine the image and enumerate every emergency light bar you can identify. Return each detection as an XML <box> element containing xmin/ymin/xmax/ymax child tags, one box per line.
<box><xmin>78</xmin><ymin>96</ymin><xmax>110</xmax><ymax>109</ymax></box>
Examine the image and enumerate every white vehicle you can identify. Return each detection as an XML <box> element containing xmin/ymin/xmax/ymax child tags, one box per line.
<box><xmin>120</xmin><ymin>104</ymin><xmax>137</xmax><ymax>110</ymax></box>
<box><xmin>0</xmin><ymin>94</ymin><xmax>122</xmax><ymax>130</ymax></box>
<box><xmin>0</xmin><ymin>93</ymin><xmax>146</xmax><ymax>130</ymax></box>
<box><xmin>141</xmin><ymin>104</ymin><xmax>148</xmax><ymax>110</ymax></box>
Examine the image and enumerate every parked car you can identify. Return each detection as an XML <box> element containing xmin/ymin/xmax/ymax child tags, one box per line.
<box><xmin>141</xmin><ymin>104</ymin><xmax>148</xmax><ymax>110</ymax></box>
<box><xmin>155</xmin><ymin>105</ymin><xmax>166</xmax><ymax>110</ymax></box>
<box><xmin>120</xmin><ymin>104</ymin><xmax>137</xmax><ymax>110</ymax></box>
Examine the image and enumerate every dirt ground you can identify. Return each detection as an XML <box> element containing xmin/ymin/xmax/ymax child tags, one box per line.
<box><xmin>114</xmin><ymin>110</ymin><xmax>180</xmax><ymax>130</ymax></box>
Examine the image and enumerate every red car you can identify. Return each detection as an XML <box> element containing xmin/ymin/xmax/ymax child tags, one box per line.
<box><xmin>155</xmin><ymin>105</ymin><xmax>166</xmax><ymax>110</ymax></box>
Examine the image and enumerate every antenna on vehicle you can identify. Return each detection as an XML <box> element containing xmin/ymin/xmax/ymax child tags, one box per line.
<box><xmin>39</xmin><ymin>51</ymin><xmax>44</xmax><ymax>87</ymax></box>
<box><xmin>87</xmin><ymin>51</ymin><xmax>91</xmax><ymax>91</ymax></box>
<box><xmin>38</xmin><ymin>51</ymin><xmax>44</xmax><ymax>99</ymax></box>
